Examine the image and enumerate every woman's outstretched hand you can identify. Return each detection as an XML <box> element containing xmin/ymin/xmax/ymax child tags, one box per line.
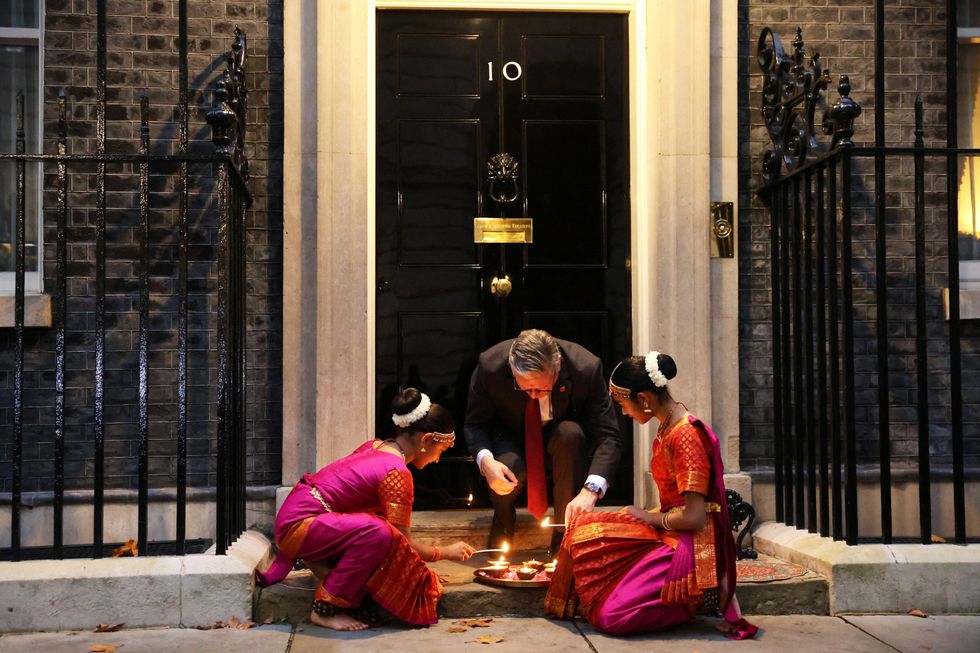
<box><xmin>623</xmin><ymin>505</ymin><xmax>657</xmax><ymax>527</ymax></box>
<box><xmin>443</xmin><ymin>541</ymin><xmax>476</xmax><ymax>562</ymax></box>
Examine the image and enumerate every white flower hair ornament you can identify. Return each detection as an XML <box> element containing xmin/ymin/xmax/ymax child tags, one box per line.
<box><xmin>644</xmin><ymin>351</ymin><xmax>669</xmax><ymax>388</ymax></box>
<box><xmin>392</xmin><ymin>392</ymin><xmax>432</xmax><ymax>428</ymax></box>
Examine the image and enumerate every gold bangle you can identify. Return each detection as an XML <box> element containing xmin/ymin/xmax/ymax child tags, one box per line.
<box><xmin>662</xmin><ymin>512</ymin><xmax>672</xmax><ymax>530</ymax></box>
<box><xmin>431</xmin><ymin>545</ymin><xmax>441</xmax><ymax>562</ymax></box>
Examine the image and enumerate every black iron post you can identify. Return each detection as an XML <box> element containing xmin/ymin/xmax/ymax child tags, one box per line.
<box><xmin>913</xmin><ymin>97</ymin><xmax>932</xmax><ymax>544</ymax></box>
<box><xmin>93</xmin><ymin>0</ymin><xmax>108</xmax><ymax>557</ymax></box>
<box><xmin>54</xmin><ymin>92</ymin><xmax>69</xmax><ymax>557</ymax></box>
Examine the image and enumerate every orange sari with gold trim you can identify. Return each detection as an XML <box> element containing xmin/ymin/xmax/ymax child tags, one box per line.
<box><xmin>546</xmin><ymin>415</ymin><xmax>757</xmax><ymax>639</ymax></box>
<box><xmin>545</xmin><ymin>511</ymin><xmax>679</xmax><ymax>623</ymax></box>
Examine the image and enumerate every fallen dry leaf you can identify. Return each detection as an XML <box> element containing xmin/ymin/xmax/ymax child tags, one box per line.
<box><xmin>908</xmin><ymin>608</ymin><xmax>928</xmax><ymax>618</ymax></box>
<box><xmin>111</xmin><ymin>539</ymin><xmax>138</xmax><ymax>558</ymax></box>
<box><xmin>263</xmin><ymin>617</ymin><xmax>274</xmax><ymax>625</ymax></box>
<box><xmin>89</xmin><ymin>646</ymin><xmax>117</xmax><ymax>653</ymax></box>
<box><xmin>456</xmin><ymin>618</ymin><xmax>493</xmax><ymax>628</ymax></box>
<box><xmin>930</xmin><ymin>534</ymin><xmax>946</xmax><ymax>544</ymax></box>
<box><xmin>93</xmin><ymin>623</ymin><xmax>123</xmax><ymax>633</ymax></box>
<box><xmin>447</xmin><ymin>626</ymin><xmax>468</xmax><ymax>633</ymax></box>
<box><xmin>470</xmin><ymin>634</ymin><xmax>504</xmax><ymax>644</ymax></box>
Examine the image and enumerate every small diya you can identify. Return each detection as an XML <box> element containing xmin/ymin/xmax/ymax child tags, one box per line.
<box><xmin>481</xmin><ymin>565</ymin><xmax>509</xmax><ymax>579</ymax></box>
<box><xmin>515</xmin><ymin>566</ymin><xmax>538</xmax><ymax>581</ymax></box>
<box><xmin>521</xmin><ymin>559</ymin><xmax>545</xmax><ymax>572</ymax></box>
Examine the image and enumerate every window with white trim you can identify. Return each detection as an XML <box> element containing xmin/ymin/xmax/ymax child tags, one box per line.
<box><xmin>0</xmin><ymin>0</ymin><xmax>42</xmax><ymax>294</ymax></box>
<box><xmin>957</xmin><ymin>0</ymin><xmax>980</xmax><ymax>283</ymax></box>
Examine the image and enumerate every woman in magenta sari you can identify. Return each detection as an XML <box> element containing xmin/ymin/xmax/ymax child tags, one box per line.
<box><xmin>256</xmin><ymin>388</ymin><xmax>475</xmax><ymax>631</ymax></box>
<box><xmin>546</xmin><ymin>353</ymin><xmax>757</xmax><ymax>639</ymax></box>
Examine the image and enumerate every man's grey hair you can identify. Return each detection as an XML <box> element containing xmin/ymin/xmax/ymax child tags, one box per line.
<box><xmin>509</xmin><ymin>329</ymin><xmax>560</xmax><ymax>376</ymax></box>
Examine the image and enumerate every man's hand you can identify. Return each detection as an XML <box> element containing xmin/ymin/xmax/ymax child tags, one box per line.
<box><xmin>564</xmin><ymin>487</ymin><xmax>599</xmax><ymax>525</ymax></box>
<box><xmin>481</xmin><ymin>457</ymin><xmax>519</xmax><ymax>495</ymax></box>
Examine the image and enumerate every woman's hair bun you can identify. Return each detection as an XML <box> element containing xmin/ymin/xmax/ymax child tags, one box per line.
<box><xmin>391</xmin><ymin>387</ymin><xmax>423</xmax><ymax>416</ymax></box>
<box><xmin>657</xmin><ymin>353</ymin><xmax>678</xmax><ymax>381</ymax></box>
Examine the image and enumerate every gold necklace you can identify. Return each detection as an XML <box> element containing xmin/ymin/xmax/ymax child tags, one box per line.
<box><xmin>383</xmin><ymin>438</ymin><xmax>407</xmax><ymax>461</ymax></box>
<box><xmin>656</xmin><ymin>404</ymin><xmax>676</xmax><ymax>440</ymax></box>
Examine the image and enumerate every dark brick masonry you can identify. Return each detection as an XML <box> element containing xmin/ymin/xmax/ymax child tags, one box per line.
<box><xmin>0</xmin><ymin>0</ymin><xmax>283</xmax><ymax>492</ymax></box>
<box><xmin>738</xmin><ymin>0</ymin><xmax>979</xmax><ymax>472</ymax></box>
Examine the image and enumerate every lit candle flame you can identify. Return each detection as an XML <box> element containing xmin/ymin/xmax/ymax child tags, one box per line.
<box><xmin>503</xmin><ymin>541</ymin><xmax>509</xmax><ymax>553</ymax></box>
<box><xmin>467</xmin><ymin>493</ymin><xmax>473</xmax><ymax>503</ymax></box>
<box><xmin>541</xmin><ymin>516</ymin><xmax>550</xmax><ymax>527</ymax></box>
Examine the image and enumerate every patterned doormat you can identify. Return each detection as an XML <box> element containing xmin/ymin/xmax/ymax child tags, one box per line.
<box><xmin>735</xmin><ymin>559</ymin><xmax>809</xmax><ymax>583</ymax></box>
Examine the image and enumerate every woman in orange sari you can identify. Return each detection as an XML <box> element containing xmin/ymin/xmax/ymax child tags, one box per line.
<box><xmin>257</xmin><ymin>388</ymin><xmax>475</xmax><ymax>631</ymax></box>
<box><xmin>545</xmin><ymin>353</ymin><xmax>756</xmax><ymax>639</ymax></box>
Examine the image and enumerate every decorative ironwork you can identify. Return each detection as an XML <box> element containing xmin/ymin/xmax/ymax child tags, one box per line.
<box><xmin>1</xmin><ymin>18</ymin><xmax>251</xmax><ymax>560</ymax></box>
<box><xmin>757</xmin><ymin>26</ymin><xmax>862</xmax><ymax>184</ymax></box>
<box><xmin>726</xmin><ymin>489</ymin><xmax>758</xmax><ymax>560</ymax></box>
<box><xmin>207</xmin><ymin>26</ymin><xmax>249</xmax><ymax>179</ymax></box>
<box><xmin>823</xmin><ymin>76</ymin><xmax>862</xmax><ymax>149</ymax></box>
<box><xmin>487</xmin><ymin>152</ymin><xmax>519</xmax><ymax>204</ymax></box>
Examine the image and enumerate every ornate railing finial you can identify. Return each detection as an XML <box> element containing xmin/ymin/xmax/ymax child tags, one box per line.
<box><xmin>758</xmin><ymin>26</ymin><xmax>862</xmax><ymax>183</ymax></box>
<box><xmin>207</xmin><ymin>27</ymin><xmax>248</xmax><ymax>178</ymax></box>
<box><xmin>206</xmin><ymin>76</ymin><xmax>236</xmax><ymax>154</ymax></box>
<box><xmin>822</xmin><ymin>75</ymin><xmax>862</xmax><ymax>148</ymax></box>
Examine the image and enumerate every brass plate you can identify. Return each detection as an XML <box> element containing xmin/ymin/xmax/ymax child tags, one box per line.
<box><xmin>474</xmin><ymin>218</ymin><xmax>533</xmax><ymax>244</ymax></box>
<box><xmin>473</xmin><ymin>568</ymin><xmax>551</xmax><ymax>589</ymax></box>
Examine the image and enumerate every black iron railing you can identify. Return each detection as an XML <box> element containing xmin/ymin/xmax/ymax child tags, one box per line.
<box><xmin>1</xmin><ymin>2</ymin><xmax>250</xmax><ymax>559</ymax></box>
<box><xmin>756</xmin><ymin>21</ymin><xmax>968</xmax><ymax>545</ymax></box>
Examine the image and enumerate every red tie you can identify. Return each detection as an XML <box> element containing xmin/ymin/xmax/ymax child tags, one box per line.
<box><xmin>525</xmin><ymin>398</ymin><xmax>547</xmax><ymax>520</ymax></box>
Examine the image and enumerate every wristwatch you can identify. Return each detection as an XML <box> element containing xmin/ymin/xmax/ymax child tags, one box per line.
<box><xmin>583</xmin><ymin>481</ymin><xmax>603</xmax><ymax>497</ymax></box>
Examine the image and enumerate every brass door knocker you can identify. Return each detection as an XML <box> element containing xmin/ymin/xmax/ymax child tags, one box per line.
<box><xmin>490</xmin><ymin>274</ymin><xmax>513</xmax><ymax>298</ymax></box>
<box><xmin>488</xmin><ymin>153</ymin><xmax>519</xmax><ymax>205</ymax></box>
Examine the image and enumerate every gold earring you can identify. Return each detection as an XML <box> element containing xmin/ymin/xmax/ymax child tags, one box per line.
<box><xmin>421</xmin><ymin>447</ymin><xmax>426</xmax><ymax>453</ymax></box>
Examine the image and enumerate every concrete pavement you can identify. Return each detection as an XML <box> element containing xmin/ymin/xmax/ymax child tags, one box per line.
<box><xmin>1</xmin><ymin>615</ymin><xmax>977</xmax><ymax>653</ymax></box>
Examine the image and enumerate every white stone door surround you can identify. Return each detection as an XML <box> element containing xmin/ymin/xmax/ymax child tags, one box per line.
<box><xmin>280</xmin><ymin>0</ymin><xmax>739</xmax><ymax>507</ymax></box>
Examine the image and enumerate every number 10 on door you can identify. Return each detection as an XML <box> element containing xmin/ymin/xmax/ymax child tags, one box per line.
<box><xmin>488</xmin><ymin>61</ymin><xmax>523</xmax><ymax>81</ymax></box>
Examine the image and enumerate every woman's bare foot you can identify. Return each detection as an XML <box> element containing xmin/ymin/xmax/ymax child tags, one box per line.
<box><xmin>310</xmin><ymin>609</ymin><xmax>370</xmax><ymax>631</ymax></box>
<box><xmin>715</xmin><ymin>619</ymin><xmax>737</xmax><ymax>634</ymax></box>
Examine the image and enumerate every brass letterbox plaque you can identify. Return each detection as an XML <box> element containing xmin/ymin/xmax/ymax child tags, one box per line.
<box><xmin>474</xmin><ymin>218</ymin><xmax>533</xmax><ymax>244</ymax></box>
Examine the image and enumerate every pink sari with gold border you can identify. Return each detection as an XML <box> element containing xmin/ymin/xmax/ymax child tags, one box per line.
<box><xmin>256</xmin><ymin>440</ymin><xmax>443</xmax><ymax>625</ymax></box>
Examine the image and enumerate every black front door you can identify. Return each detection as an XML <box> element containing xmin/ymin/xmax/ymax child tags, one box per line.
<box><xmin>376</xmin><ymin>10</ymin><xmax>631</xmax><ymax>508</ymax></box>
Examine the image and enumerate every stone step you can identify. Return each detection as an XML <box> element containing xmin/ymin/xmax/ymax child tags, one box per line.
<box><xmin>409</xmin><ymin>507</ymin><xmax>552</xmax><ymax>550</ymax></box>
<box><xmin>254</xmin><ymin>547</ymin><xmax>828</xmax><ymax>624</ymax></box>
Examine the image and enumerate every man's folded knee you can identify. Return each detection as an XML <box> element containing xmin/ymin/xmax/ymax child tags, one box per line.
<box><xmin>547</xmin><ymin>421</ymin><xmax>586</xmax><ymax>455</ymax></box>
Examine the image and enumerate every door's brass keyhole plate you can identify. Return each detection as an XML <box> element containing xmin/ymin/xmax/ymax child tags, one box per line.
<box><xmin>490</xmin><ymin>275</ymin><xmax>513</xmax><ymax>298</ymax></box>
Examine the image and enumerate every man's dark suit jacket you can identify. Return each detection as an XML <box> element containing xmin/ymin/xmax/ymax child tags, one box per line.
<box><xmin>464</xmin><ymin>338</ymin><xmax>623</xmax><ymax>486</ymax></box>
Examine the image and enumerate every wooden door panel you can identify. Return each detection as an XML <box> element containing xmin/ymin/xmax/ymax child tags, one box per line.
<box><xmin>522</xmin><ymin>120</ymin><xmax>606</xmax><ymax>266</ymax></box>
<box><xmin>396</xmin><ymin>33</ymin><xmax>483</xmax><ymax>98</ymax></box>
<box><xmin>521</xmin><ymin>35</ymin><xmax>606</xmax><ymax>99</ymax></box>
<box><xmin>397</xmin><ymin>119</ymin><xmax>483</xmax><ymax>266</ymax></box>
<box><xmin>397</xmin><ymin>312</ymin><xmax>484</xmax><ymax>406</ymax></box>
